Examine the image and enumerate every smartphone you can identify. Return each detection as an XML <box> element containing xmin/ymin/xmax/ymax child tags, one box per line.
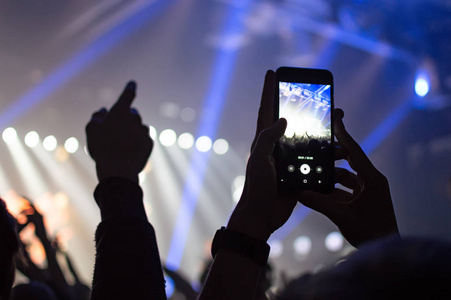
<box><xmin>274</xmin><ymin>67</ymin><xmax>334</xmax><ymax>194</ymax></box>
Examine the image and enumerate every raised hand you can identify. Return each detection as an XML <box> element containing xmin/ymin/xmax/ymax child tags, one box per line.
<box><xmin>227</xmin><ymin>71</ymin><xmax>298</xmax><ymax>241</ymax></box>
<box><xmin>86</xmin><ymin>81</ymin><xmax>153</xmax><ymax>183</ymax></box>
<box><xmin>299</xmin><ymin>109</ymin><xmax>399</xmax><ymax>248</ymax></box>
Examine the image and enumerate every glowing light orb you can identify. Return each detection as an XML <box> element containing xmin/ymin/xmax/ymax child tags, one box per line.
<box><xmin>43</xmin><ymin>135</ymin><xmax>57</xmax><ymax>151</ymax></box>
<box><xmin>148</xmin><ymin>126</ymin><xmax>157</xmax><ymax>140</ymax></box>
<box><xmin>294</xmin><ymin>236</ymin><xmax>312</xmax><ymax>256</ymax></box>
<box><xmin>195</xmin><ymin>136</ymin><xmax>212</xmax><ymax>152</ymax></box>
<box><xmin>213</xmin><ymin>139</ymin><xmax>229</xmax><ymax>155</ymax></box>
<box><xmin>269</xmin><ymin>239</ymin><xmax>283</xmax><ymax>258</ymax></box>
<box><xmin>64</xmin><ymin>137</ymin><xmax>79</xmax><ymax>154</ymax></box>
<box><xmin>178</xmin><ymin>133</ymin><xmax>194</xmax><ymax>149</ymax></box>
<box><xmin>159</xmin><ymin>129</ymin><xmax>176</xmax><ymax>147</ymax></box>
<box><xmin>24</xmin><ymin>131</ymin><xmax>40</xmax><ymax>148</ymax></box>
<box><xmin>2</xmin><ymin>127</ymin><xmax>18</xmax><ymax>144</ymax></box>
<box><xmin>415</xmin><ymin>73</ymin><xmax>430</xmax><ymax>97</ymax></box>
<box><xmin>325</xmin><ymin>231</ymin><xmax>344</xmax><ymax>252</ymax></box>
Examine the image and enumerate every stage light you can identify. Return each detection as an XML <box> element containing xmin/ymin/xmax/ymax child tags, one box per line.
<box><xmin>178</xmin><ymin>133</ymin><xmax>194</xmax><ymax>149</ymax></box>
<box><xmin>159</xmin><ymin>129</ymin><xmax>176</xmax><ymax>147</ymax></box>
<box><xmin>233</xmin><ymin>175</ymin><xmax>245</xmax><ymax>189</ymax></box>
<box><xmin>294</xmin><ymin>236</ymin><xmax>312</xmax><ymax>256</ymax></box>
<box><xmin>164</xmin><ymin>275</ymin><xmax>175</xmax><ymax>298</ymax></box>
<box><xmin>213</xmin><ymin>139</ymin><xmax>229</xmax><ymax>155</ymax></box>
<box><xmin>232</xmin><ymin>189</ymin><xmax>242</xmax><ymax>203</ymax></box>
<box><xmin>195</xmin><ymin>136</ymin><xmax>212</xmax><ymax>152</ymax></box>
<box><xmin>43</xmin><ymin>135</ymin><xmax>57</xmax><ymax>151</ymax></box>
<box><xmin>268</xmin><ymin>239</ymin><xmax>283</xmax><ymax>258</ymax></box>
<box><xmin>64</xmin><ymin>137</ymin><xmax>79</xmax><ymax>154</ymax></box>
<box><xmin>232</xmin><ymin>175</ymin><xmax>245</xmax><ymax>203</ymax></box>
<box><xmin>2</xmin><ymin>127</ymin><xmax>18</xmax><ymax>144</ymax></box>
<box><xmin>180</xmin><ymin>107</ymin><xmax>196</xmax><ymax>122</ymax></box>
<box><xmin>415</xmin><ymin>73</ymin><xmax>430</xmax><ymax>97</ymax></box>
<box><xmin>149</xmin><ymin>125</ymin><xmax>157</xmax><ymax>140</ymax></box>
<box><xmin>139</xmin><ymin>171</ymin><xmax>146</xmax><ymax>184</ymax></box>
<box><xmin>325</xmin><ymin>231</ymin><xmax>343</xmax><ymax>252</ymax></box>
<box><xmin>24</xmin><ymin>131</ymin><xmax>40</xmax><ymax>148</ymax></box>
<box><xmin>160</xmin><ymin>102</ymin><xmax>180</xmax><ymax>119</ymax></box>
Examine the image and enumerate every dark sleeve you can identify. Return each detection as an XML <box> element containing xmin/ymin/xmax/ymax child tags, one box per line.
<box><xmin>90</xmin><ymin>178</ymin><xmax>167</xmax><ymax>300</ymax></box>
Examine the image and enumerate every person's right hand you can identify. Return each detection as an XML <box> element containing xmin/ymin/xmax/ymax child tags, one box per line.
<box><xmin>299</xmin><ymin>109</ymin><xmax>399</xmax><ymax>248</ymax></box>
<box><xmin>85</xmin><ymin>81</ymin><xmax>153</xmax><ymax>183</ymax></box>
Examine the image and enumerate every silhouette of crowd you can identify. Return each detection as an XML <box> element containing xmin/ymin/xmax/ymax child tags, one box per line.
<box><xmin>1</xmin><ymin>71</ymin><xmax>451</xmax><ymax>300</ymax></box>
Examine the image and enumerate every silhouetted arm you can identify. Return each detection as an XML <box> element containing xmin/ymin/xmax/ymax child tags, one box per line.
<box><xmin>91</xmin><ymin>178</ymin><xmax>166</xmax><ymax>299</ymax></box>
<box><xmin>199</xmin><ymin>71</ymin><xmax>297</xmax><ymax>300</ymax></box>
<box><xmin>86</xmin><ymin>82</ymin><xmax>166</xmax><ymax>300</ymax></box>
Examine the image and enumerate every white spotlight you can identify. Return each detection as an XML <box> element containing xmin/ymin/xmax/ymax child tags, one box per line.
<box><xmin>2</xmin><ymin>127</ymin><xmax>18</xmax><ymax>144</ymax></box>
<box><xmin>178</xmin><ymin>133</ymin><xmax>194</xmax><ymax>149</ymax></box>
<box><xmin>268</xmin><ymin>240</ymin><xmax>283</xmax><ymax>258</ymax></box>
<box><xmin>325</xmin><ymin>231</ymin><xmax>344</xmax><ymax>252</ymax></box>
<box><xmin>139</xmin><ymin>171</ymin><xmax>146</xmax><ymax>184</ymax></box>
<box><xmin>149</xmin><ymin>126</ymin><xmax>157</xmax><ymax>140</ymax></box>
<box><xmin>294</xmin><ymin>236</ymin><xmax>312</xmax><ymax>256</ymax></box>
<box><xmin>232</xmin><ymin>175</ymin><xmax>245</xmax><ymax>203</ymax></box>
<box><xmin>24</xmin><ymin>131</ymin><xmax>40</xmax><ymax>148</ymax></box>
<box><xmin>159</xmin><ymin>129</ymin><xmax>176</xmax><ymax>147</ymax></box>
<box><xmin>213</xmin><ymin>139</ymin><xmax>229</xmax><ymax>155</ymax></box>
<box><xmin>195</xmin><ymin>136</ymin><xmax>212</xmax><ymax>152</ymax></box>
<box><xmin>415</xmin><ymin>72</ymin><xmax>430</xmax><ymax>97</ymax></box>
<box><xmin>43</xmin><ymin>135</ymin><xmax>57</xmax><ymax>151</ymax></box>
<box><xmin>233</xmin><ymin>175</ymin><xmax>246</xmax><ymax>190</ymax></box>
<box><xmin>64</xmin><ymin>137</ymin><xmax>79</xmax><ymax>154</ymax></box>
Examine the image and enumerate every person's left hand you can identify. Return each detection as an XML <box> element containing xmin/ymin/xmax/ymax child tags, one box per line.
<box><xmin>86</xmin><ymin>81</ymin><xmax>153</xmax><ymax>183</ymax></box>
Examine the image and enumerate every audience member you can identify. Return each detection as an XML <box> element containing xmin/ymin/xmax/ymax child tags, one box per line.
<box><xmin>0</xmin><ymin>199</ymin><xmax>20</xmax><ymax>300</ymax></box>
<box><xmin>85</xmin><ymin>81</ymin><xmax>167</xmax><ymax>299</ymax></box>
<box><xmin>198</xmin><ymin>70</ymin><xmax>399</xmax><ymax>299</ymax></box>
<box><xmin>276</xmin><ymin>235</ymin><xmax>451</xmax><ymax>299</ymax></box>
<box><xmin>15</xmin><ymin>200</ymin><xmax>77</xmax><ymax>300</ymax></box>
<box><xmin>10</xmin><ymin>281</ymin><xmax>58</xmax><ymax>300</ymax></box>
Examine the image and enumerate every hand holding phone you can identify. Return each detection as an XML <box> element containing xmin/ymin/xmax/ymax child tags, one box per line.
<box><xmin>274</xmin><ymin>67</ymin><xmax>334</xmax><ymax>194</ymax></box>
<box><xmin>299</xmin><ymin>109</ymin><xmax>399</xmax><ymax>248</ymax></box>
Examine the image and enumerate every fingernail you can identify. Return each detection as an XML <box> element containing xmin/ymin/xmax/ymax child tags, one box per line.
<box><xmin>126</xmin><ymin>81</ymin><xmax>137</xmax><ymax>90</ymax></box>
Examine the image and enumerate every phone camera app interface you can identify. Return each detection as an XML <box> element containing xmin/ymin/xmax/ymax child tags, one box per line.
<box><xmin>278</xmin><ymin>81</ymin><xmax>332</xmax><ymax>187</ymax></box>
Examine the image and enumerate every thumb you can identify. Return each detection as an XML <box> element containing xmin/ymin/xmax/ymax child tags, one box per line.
<box><xmin>252</xmin><ymin>118</ymin><xmax>287</xmax><ymax>158</ymax></box>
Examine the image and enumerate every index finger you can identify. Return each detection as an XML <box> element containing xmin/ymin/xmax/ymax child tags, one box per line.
<box><xmin>110</xmin><ymin>81</ymin><xmax>137</xmax><ymax>113</ymax></box>
<box><xmin>333</xmin><ymin>108</ymin><xmax>379</xmax><ymax>181</ymax></box>
<box><xmin>251</xmin><ymin>70</ymin><xmax>276</xmax><ymax>152</ymax></box>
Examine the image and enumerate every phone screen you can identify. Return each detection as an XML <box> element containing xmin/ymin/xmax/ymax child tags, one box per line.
<box><xmin>277</xmin><ymin>80</ymin><xmax>333</xmax><ymax>191</ymax></box>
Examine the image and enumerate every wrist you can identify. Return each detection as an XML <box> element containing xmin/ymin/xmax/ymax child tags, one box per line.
<box><xmin>96</xmin><ymin>163</ymin><xmax>139</xmax><ymax>184</ymax></box>
<box><xmin>211</xmin><ymin>227</ymin><xmax>270</xmax><ymax>266</ymax></box>
<box><xmin>227</xmin><ymin>210</ymin><xmax>272</xmax><ymax>241</ymax></box>
<box><xmin>94</xmin><ymin>177</ymin><xmax>147</xmax><ymax>221</ymax></box>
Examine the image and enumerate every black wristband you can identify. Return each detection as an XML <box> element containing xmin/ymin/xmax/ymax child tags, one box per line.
<box><xmin>211</xmin><ymin>227</ymin><xmax>270</xmax><ymax>266</ymax></box>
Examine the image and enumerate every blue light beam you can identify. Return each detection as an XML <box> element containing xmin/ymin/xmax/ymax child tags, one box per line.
<box><xmin>0</xmin><ymin>0</ymin><xmax>173</xmax><ymax>129</ymax></box>
<box><xmin>166</xmin><ymin>0</ymin><xmax>253</xmax><ymax>269</ymax></box>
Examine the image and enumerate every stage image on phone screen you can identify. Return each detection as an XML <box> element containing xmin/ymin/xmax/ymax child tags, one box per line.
<box><xmin>278</xmin><ymin>81</ymin><xmax>332</xmax><ymax>189</ymax></box>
